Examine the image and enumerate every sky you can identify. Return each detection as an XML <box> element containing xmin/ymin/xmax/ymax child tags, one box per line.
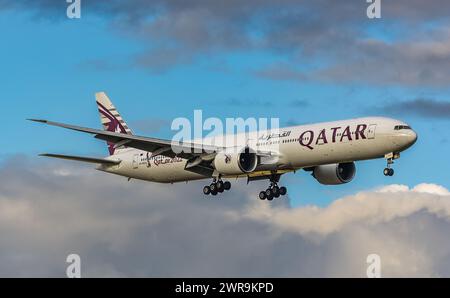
<box><xmin>1</xmin><ymin>0</ymin><xmax>450</xmax><ymax>277</ymax></box>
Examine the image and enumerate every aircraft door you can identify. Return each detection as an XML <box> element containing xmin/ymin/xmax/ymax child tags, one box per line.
<box><xmin>367</xmin><ymin>124</ymin><xmax>377</xmax><ymax>139</ymax></box>
<box><xmin>132</xmin><ymin>154</ymin><xmax>139</xmax><ymax>169</ymax></box>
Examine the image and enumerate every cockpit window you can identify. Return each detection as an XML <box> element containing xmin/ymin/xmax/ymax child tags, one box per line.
<box><xmin>394</xmin><ymin>125</ymin><xmax>412</xmax><ymax>130</ymax></box>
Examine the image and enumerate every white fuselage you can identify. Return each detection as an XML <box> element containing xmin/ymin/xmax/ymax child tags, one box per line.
<box><xmin>99</xmin><ymin>117</ymin><xmax>417</xmax><ymax>183</ymax></box>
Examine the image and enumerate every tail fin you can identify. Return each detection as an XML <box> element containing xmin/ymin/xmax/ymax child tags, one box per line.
<box><xmin>95</xmin><ymin>92</ymin><xmax>133</xmax><ymax>155</ymax></box>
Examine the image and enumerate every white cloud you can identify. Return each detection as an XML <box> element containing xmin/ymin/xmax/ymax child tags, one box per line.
<box><xmin>412</xmin><ymin>183</ymin><xmax>450</xmax><ymax>196</ymax></box>
<box><xmin>1</xmin><ymin>159</ymin><xmax>450</xmax><ymax>277</ymax></box>
<box><xmin>243</xmin><ymin>183</ymin><xmax>450</xmax><ymax>236</ymax></box>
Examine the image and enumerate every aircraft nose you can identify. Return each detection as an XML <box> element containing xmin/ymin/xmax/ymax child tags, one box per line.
<box><xmin>395</xmin><ymin>129</ymin><xmax>417</xmax><ymax>149</ymax></box>
<box><xmin>403</xmin><ymin>129</ymin><xmax>418</xmax><ymax>147</ymax></box>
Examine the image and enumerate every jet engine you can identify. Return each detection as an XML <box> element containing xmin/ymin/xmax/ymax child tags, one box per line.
<box><xmin>312</xmin><ymin>162</ymin><xmax>356</xmax><ymax>185</ymax></box>
<box><xmin>213</xmin><ymin>147</ymin><xmax>258</xmax><ymax>175</ymax></box>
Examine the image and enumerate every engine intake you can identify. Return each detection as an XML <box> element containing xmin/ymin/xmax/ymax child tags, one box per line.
<box><xmin>214</xmin><ymin>147</ymin><xmax>258</xmax><ymax>175</ymax></box>
<box><xmin>312</xmin><ymin>162</ymin><xmax>356</xmax><ymax>185</ymax></box>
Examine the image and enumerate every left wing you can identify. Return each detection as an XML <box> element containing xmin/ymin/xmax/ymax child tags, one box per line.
<box><xmin>30</xmin><ymin>119</ymin><xmax>282</xmax><ymax>175</ymax></box>
<box><xmin>40</xmin><ymin>153</ymin><xmax>121</xmax><ymax>165</ymax></box>
<box><xmin>29</xmin><ymin>119</ymin><xmax>220</xmax><ymax>160</ymax></box>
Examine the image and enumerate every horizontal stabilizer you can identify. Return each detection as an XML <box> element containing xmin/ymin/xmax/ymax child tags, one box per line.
<box><xmin>40</xmin><ymin>153</ymin><xmax>121</xmax><ymax>165</ymax></box>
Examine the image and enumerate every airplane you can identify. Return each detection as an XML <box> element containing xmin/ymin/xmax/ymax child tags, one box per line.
<box><xmin>29</xmin><ymin>92</ymin><xmax>418</xmax><ymax>201</ymax></box>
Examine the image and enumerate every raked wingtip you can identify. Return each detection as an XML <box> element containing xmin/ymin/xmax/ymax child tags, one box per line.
<box><xmin>27</xmin><ymin>119</ymin><xmax>48</xmax><ymax>123</ymax></box>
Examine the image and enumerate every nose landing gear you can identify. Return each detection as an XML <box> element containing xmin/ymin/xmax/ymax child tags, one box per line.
<box><xmin>383</xmin><ymin>153</ymin><xmax>400</xmax><ymax>177</ymax></box>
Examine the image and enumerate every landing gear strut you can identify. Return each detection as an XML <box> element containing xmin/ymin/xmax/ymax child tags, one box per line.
<box><xmin>258</xmin><ymin>176</ymin><xmax>287</xmax><ymax>201</ymax></box>
<box><xmin>203</xmin><ymin>178</ymin><xmax>231</xmax><ymax>197</ymax></box>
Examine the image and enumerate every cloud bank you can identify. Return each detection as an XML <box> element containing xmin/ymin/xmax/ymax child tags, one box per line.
<box><xmin>1</xmin><ymin>158</ymin><xmax>450</xmax><ymax>277</ymax></box>
<box><xmin>3</xmin><ymin>0</ymin><xmax>450</xmax><ymax>86</ymax></box>
<box><xmin>379</xmin><ymin>98</ymin><xmax>450</xmax><ymax>119</ymax></box>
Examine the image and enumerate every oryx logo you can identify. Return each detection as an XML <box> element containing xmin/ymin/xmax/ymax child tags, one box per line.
<box><xmin>97</xmin><ymin>100</ymin><xmax>127</xmax><ymax>155</ymax></box>
<box><xmin>224</xmin><ymin>154</ymin><xmax>232</xmax><ymax>164</ymax></box>
<box><xmin>97</xmin><ymin>103</ymin><xmax>126</xmax><ymax>134</ymax></box>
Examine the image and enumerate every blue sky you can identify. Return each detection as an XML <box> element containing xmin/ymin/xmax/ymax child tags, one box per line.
<box><xmin>2</xmin><ymin>1</ymin><xmax>450</xmax><ymax>207</ymax></box>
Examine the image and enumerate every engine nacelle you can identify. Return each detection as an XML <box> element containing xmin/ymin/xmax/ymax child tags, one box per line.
<box><xmin>214</xmin><ymin>147</ymin><xmax>258</xmax><ymax>175</ymax></box>
<box><xmin>313</xmin><ymin>162</ymin><xmax>356</xmax><ymax>185</ymax></box>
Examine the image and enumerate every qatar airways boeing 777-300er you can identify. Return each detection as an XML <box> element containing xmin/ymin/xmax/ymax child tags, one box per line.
<box><xmin>30</xmin><ymin>92</ymin><xmax>418</xmax><ymax>201</ymax></box>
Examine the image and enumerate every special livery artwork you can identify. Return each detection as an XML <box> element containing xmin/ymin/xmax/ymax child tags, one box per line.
<box><xmin>142</xmin><ymin>153</ymin><xmax>184</xmax><ymax>168</ymax></box>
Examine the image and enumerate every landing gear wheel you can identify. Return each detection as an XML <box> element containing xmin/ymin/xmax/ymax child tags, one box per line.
<box><xmin>203</xmin><ymin>186</ymin><xmax>211</xmax><ymax>195</ymax></box>
<box><xmin>210</xmin><ymin>183</ymin><xmax>217</xmax><ymax>193</ymax></box>
<box><xmin>265</xmin><ymin>188</ymin><xmax>274</xmax><ymax>201</ymax></box>
<box><xmin>211</xmin><ymin>189</ymin><xmax>218</xmax><ymax>196</ymax></box>
<box><xmin>259</xmin><ymin>191</ymin><xmax>266</xmax><ymax>200</ymax></box>
<box><xmin>257</xmin><ymin>174</ymin><xmax>287</xmax><ymax>201</ymax></box>
<box><xmin>272</xmin><ymin>186</ymin><xmax>280</xmax><ymax>198</ymax></box>
<box><xmin>383</xmin><ymin>156</ymin><xmax>397</xmax><ymax>177</ymax></box>
<box><xmin>223</xmin><ymin>181</ymin><xmax>231</xmax><ymax>191</ymax></box>
<box><xmin>216</xmin><ymin>180</ymin><xmax>224</xmax><ymax>192</ymax></box>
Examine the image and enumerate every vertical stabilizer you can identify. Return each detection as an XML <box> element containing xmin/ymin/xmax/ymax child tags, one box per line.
<box><xmin>95</xmin><ymin>92</ymin><xmax>133</xmax><ymax>155</ymax></box>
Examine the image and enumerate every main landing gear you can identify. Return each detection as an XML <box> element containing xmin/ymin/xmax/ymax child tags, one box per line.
<box><xmin>258</xmin><ymin>181</ymin><xmax>287</xmax><ymax>201</ymax></box>
<box><xmin>203</xmin><ymin>179</ymin><xmax>231</xmax><ymax>196</ymax></box>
